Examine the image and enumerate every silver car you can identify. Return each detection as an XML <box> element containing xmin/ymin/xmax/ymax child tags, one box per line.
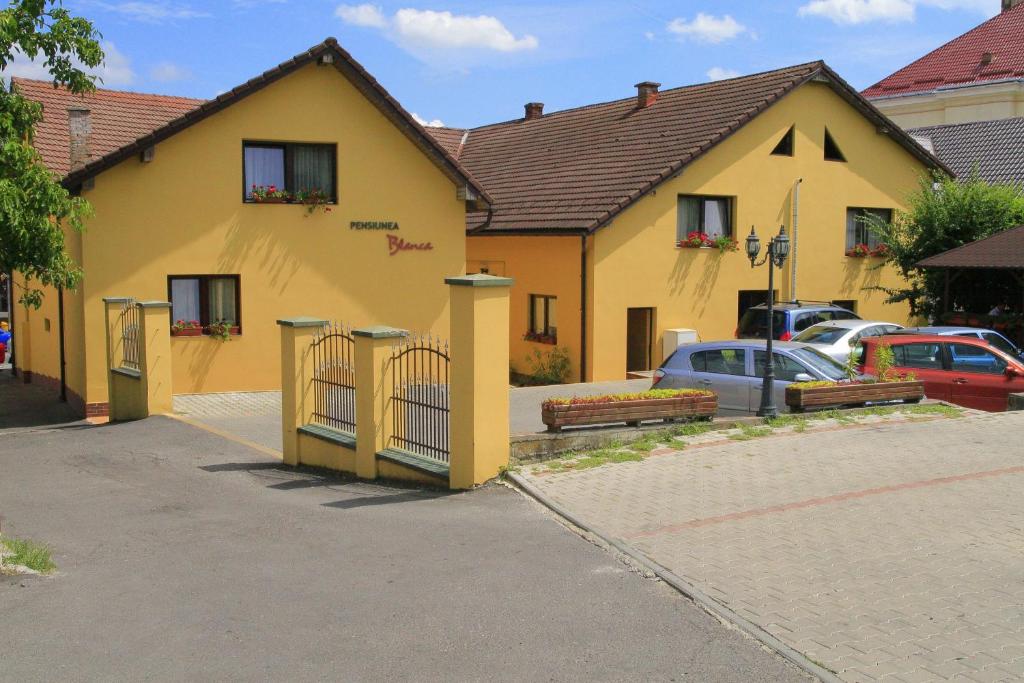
<box><xmin>791</xmin><ymin>320</ymin><xmax>903</xmax><ymax>362</ymax></box>
<box><xmin>652</xmin><ymin>340</ymin><xmax>850</xmax><ymax>414</ymax></box>
<box><xmin>889</xmin><ymin>326</ymin><xmax>1024</xmax><ymax>360</ymax></box>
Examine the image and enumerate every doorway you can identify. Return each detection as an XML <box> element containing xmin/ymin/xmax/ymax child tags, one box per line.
<box><xmin>626</xmin><ymin>308</ymin><xmax>654</xmax><ymax>373</ymax></box>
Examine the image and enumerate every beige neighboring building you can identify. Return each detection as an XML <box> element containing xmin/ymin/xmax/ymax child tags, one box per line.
<box><xmin>864</xmin><ymin>0</ymin><xmax>1024</xmax><ymax>128</ymax></box>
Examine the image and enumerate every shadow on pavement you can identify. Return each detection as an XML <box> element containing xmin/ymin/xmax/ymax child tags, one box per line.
<box><xmin>0</xmin><ymin>371</ymin><xmax>85</xmax><ymax>430</ymax></box>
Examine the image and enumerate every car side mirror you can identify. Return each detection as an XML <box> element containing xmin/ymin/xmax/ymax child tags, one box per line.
<box><xmin>793</xmin><ymin>372</ymin><xmax>814</xmax><ymax>382</ymax></box>
<box><xmin>1006</xmin><ymin>365</ymin><xmax>1024</xmax><ymax>378</ymax></box>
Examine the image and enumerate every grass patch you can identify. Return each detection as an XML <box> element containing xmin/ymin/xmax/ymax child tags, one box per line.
<box><xmin>669</xmin><ymin>421</ymin><xmax>716</xmax><ymax>437</ymax></box>
<box><xmin>1</xmin><ymin>536</ymin><xmax>56</xmax><ymax>574</ymax></box>
<box><xmin>728</xmin><ymin>425</ymin><xmax>774</xmax><ymax>441</ymax></box>
<box><xmin>571</xmin><ymin>449</ymin><xmax>645</xmax><ymax>470</ymax></box>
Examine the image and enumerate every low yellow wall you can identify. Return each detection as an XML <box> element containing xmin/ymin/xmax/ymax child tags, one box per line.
<box><xmin>297</xmin><ymin>433</ymin><xmax>357</xmax><ymax>472</ymax></box>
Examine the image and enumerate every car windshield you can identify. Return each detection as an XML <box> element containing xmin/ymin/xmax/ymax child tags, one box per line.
<box><xmin>981</xmin><ymin>333</ymin><xmax>1019</xmax><ymax>357</ymax></box>
<box><xmin>793</xmin><ymin>325</ymin><xmax>849</xmax><ymax>345</ymax></box>
<box><xmin>738</xmin><ymin>309</ymin><xmax>787</xmax><ymax>339</ymax></box>
<box><xmin>790</xmin><ymin>347</ymin><xmax>848</xmax><ymax>380</ymax></box>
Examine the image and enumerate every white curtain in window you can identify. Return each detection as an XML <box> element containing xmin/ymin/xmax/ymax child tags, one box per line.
<box><xmin>704</xmin><ymin>199</ymin><xmax>727</xmax><ymax>238</ymax></box>
<box><xmin>171</xmin><ymin>279</ymin><xmax>200</xmax><ymax>323</ymax></box>
<box><xmin>293</xmin><ymin>146</ymin><xmax>333</xmax><ymax>195</ymax></box>
<box><xmin>209</xmin><ymin>278</ymin><xmax>237</xmax><ymax>324</ymax></box>
<box><xmin>244</xmin><ymin>146</ymin><xmax>285</xmax><ymax>196</ymax></box>
<box><xmin>547</xmin><ymin>298</ymin><xmax>557</xmax><ymax>335</ymax></box>
<box><xmin>846</xmin><ymin>209</ymin><xmax>859</xmax><ymax>250</ymax></box>
<box><xmin>677</xmin><ymin>197</ymin><xmax>701</xmax><ymax>241</ymax></box>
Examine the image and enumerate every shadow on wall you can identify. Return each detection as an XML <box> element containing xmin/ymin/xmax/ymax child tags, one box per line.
<box><xmin>842</xmin><ymin>257</ymin><xmax>884</xmax><ymax>301</ymax></box>
<box><xmin>668</xmin><ymin>250</ymin><xmax>723</xmax><ymax>319</ymax></box>
<box><xmin>218</xmin><ymin>216</ymin><xmax>303</xmax><ymax>291</ymax></box>
<box><xmin>179</xmin><ymin>336</ymin><xmax>228</xmax><ymax>394</ymax></box>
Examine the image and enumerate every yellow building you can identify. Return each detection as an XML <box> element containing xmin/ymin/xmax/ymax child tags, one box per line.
<box><xmin>12</xmin><ymin>39</ymin><xmax>488</xmax><ymax>416</ymax></box>
<box><xmin>440</xmin><ymin>63</ymin><xmax>945</xmax><ymax>382</ymax></box>
<box><xmin>864</xmin><ymin>0</ymin><xmax>1024</xmax><ymax>128</ymax></box>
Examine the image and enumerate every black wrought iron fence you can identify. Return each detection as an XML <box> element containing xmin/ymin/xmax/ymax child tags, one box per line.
<box><xmin>120</xmin><ymin>299</ymin><xmax>140</xmax><ymax>371</ymax></box>
<box><xmin>311</xmin><ymin>322</ymin><xmax>356</xmax><ymax>434</ymax></box>
<box><xmin>390</xmin><ymin>334</ymin><xmax>450</xmax><ymax>463</ymax></box>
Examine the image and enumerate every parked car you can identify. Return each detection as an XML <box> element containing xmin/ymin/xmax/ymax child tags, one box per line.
<box><xmin>736</xmin><ymin>302</ymin><xmax>860</xmax><ymax>341</ymax></box>
<box><xmin>791</xmin><ymin>320</ymin><xmax>904</xmax><ymax>362</ymax></box>
<box><xmin>860</xmin><ymin>334</ymin><xmax>1024</xmax><ymax>411</ymax></box>
<box><xmin>888</xmin><ymin>326</ymin><xmax>1024</xmax><ymax>360</ymax></box>
<box><xmin>653</xmin><ymin>340</ymin><xmax>851</xmax><ymax>413</ymax></box>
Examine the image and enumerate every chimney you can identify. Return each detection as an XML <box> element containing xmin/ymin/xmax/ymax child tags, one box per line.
<box><xmin>1003</xmin><ymin>0</ymin><xmax>1023</xmax><ymax>11</ymax></box>
<box><xmin>524</xmin><ymin>102</ymin><xmax>544</xmax><ymax>120</ymax></box>
<box><xmin>635</xmin><ymin>81</ymin><xmax>660</xmax><ymax>109</ymax></box>
<box><xmin>68</xmin><ymin>105</ymin><xmax>91</xmax><ymax>171</ymax></box>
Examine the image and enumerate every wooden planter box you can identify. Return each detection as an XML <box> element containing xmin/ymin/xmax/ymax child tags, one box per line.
<box><xmin>786</xmin><ymin>381</ymin><xmax>924</xmax><ymax>412</ymax></box>
<box><xmin>542</xmin><ymin>394</ymin><xmax>717</xmax><ymax>432</ymax></box>
<box><xmin>171</xmin><ymin>328</ymin><xmax>202</xmax><ymax>337</ymax></box>
<box><xmin>252</xmin><ymin>197</ymin><xmax>288</xmax><ymax>204</ymax></box>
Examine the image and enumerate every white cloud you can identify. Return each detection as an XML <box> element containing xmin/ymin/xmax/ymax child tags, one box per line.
<box><xmin>335</xmin><ymin>3</ymin><xmax>387</xmax><ymax>28</ymax></box>
<box><xmin>797</xmin><ymin>0</ymin><xmax>993</xmax><ymax>24</ymax></box>
<box><xmin>336</xmin><ymin>5</ymin><xmax>539</xmax><ymax>52</ymax></box>
<box><xmin>94</xmin><ymin>2</ymin><xmax>210</xmax><ymax>22</ymax></box>
<box><xmin>797</xmin><ymin>0</ymin><xmax>914</xmax><ymax>24</ymax></box>
<box><xmin>2</xmin><ymin>41</ymin><xmax>135</xmax><ymax>86</ymax></box>
<box><xmin>707</xmin><ymin>66</ymin><xmax>741</xmax><ymax>81</ymax></box>
<box><xmin>667</xmin><ymin>13</ymin><xmax>746</xmax><ymax>43</ymax></box>
<box><xmin>149</xmin><ymin>61</ymin><xmax>191</xmax><ymax>82</ymax></box>
<box><xmin>411</xmin><ymin>112</ymin><xmax>444</xmax><ymax>127</ymax></box>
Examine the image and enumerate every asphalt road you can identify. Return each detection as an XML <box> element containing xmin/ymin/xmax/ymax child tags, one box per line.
<box><xmin>0</xmin><ymin>398</ymin><xmax>807</xmax><ymax>681</ymax></box>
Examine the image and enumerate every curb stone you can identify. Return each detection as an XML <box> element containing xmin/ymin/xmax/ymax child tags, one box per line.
<box><xmin>507</xmin><ymin>471</ymin><xmax>840</xmax><ymax>683</ymax></box>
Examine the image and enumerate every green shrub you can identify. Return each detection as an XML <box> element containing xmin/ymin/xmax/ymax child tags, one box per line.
<box><xmin>525</xmin><ymin>346</ymin><xmax>572</xmax><ymax>385</ymax></box>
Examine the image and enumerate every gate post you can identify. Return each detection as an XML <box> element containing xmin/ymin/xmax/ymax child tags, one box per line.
<box><xmin>278</xmin><ymin>317</ymin><xmax>328</xmax><ymax>466</ymax></box>
<box><xmin>103</xmin><ymin>297</ymin><xmax>132</xmax><ymax>419</ymax></box>
<box><xmin>353</xmin><ymin>326</ymin><xmax>407</xmax><ymax>480</ymax></box>
<box><xmin>446</xmin><ymin>274</ymin><xmax>513</xmax><ymax>489</ymax></box>
<box><xmin>137</xmin><ymin>301</ymin><xmax>173</xmax><ymax>416</ymax></box>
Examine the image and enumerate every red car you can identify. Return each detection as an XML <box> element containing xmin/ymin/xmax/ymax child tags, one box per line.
<box><xmin>860</xmin><ymin>334</ymin><xmax>1024</xmax><ymax>412</ymax></box>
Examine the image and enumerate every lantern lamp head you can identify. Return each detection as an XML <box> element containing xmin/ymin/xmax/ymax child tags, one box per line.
<box><xmin>745</xmin><ymin>226</ymin><xmax>761</xmax><ymax>266</ymax></box>
<box><xmin>773</xmin><ymin>226</ymin><xmax>790</xmax><ymax>267</ymax></box>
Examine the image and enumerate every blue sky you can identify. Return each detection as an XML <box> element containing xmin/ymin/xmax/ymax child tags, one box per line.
<box><xmin>6</xmin><ymin>0</ymin><xmax>1004</xmax><ymax>128</ymax></box>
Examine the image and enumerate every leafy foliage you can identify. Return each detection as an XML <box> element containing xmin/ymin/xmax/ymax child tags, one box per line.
<box><xmin>524</xmin><ymin>346</ymin><xmax>572</xmax><ymax>385</ymax></box>
<box><xmin>1</xmin><ymin>1</ymin><xmax>103</xmax><ymax>307</ymax></box>
<box><xmin>864</xmin><ymin>173</ymin><xmax>1024</xmax><ymax>320</ymax></box>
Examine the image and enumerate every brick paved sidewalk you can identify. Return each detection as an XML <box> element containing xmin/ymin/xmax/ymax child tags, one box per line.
<box><xmin>519</xmin><ymin>411</ymin><xmax>1024</xmax><ymax>682</ymax></box>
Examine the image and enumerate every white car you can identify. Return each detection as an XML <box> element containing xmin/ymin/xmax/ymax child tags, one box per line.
<box><xmin>791</xmin><ymin>319</ymin><xmax>903</xmax><ymax>362</ymax></box>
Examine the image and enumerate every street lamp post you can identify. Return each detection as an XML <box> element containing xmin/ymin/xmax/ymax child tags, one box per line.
<box><xmin>745</xmin><ymin>226</ymin><xmax>790</xmax><ymax>418</ymax></box>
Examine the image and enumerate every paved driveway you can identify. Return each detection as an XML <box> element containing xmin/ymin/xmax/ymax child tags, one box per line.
<box><xmin>518</xmin><ymin>411</ymin><xmax>1024</xmax><ymax>682</ymax></box>
<box><xmin>0</xmin><ymin>394</ymin><xmax>806</xmax><ymax>680</ymax></box>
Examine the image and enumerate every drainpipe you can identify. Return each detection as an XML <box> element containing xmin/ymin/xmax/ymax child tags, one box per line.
<box><xmin>580</xmin><ymin>234</ymin><xmax>588</xmax><ymax>383</ymax></box>
<box><xmin>790</xmin><ymin>178</ymin><xmax>803</xmax><ymax>302</ymax></box>
<box><xmin>58</xmin><ymin>287</ymin><xmax>67</xmax><ymax>402</ymax></box>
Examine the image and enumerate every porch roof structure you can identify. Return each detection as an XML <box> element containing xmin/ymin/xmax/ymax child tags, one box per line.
<box><xmin>918</xmin><ymin>225</ymin><xmax>1024</xmax><ymax>270</ymax></box>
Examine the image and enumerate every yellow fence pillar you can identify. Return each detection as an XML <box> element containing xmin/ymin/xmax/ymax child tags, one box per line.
<box><xmin>137</xmin><ymin>301</ymin><xmax>173</xmax><ymax>416</ymax></box>
<box><xmin>446</xmin><ymin>274</ymin><xmax>513</xmax><ymax>489</ymax></box>
<box><xmin>353</xmin><ymin>326</ymin><xmax>407</xmax><ymax>480</ymax></box>
<box><xmin>277</xmin><ymin>317</ymin><xmax>328</xmax><ymax>466</ymax></box>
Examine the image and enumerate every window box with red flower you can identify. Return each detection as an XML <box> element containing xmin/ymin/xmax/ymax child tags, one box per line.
<box><xmin>170</xmin><ymin>319</ymin><xmax>202</xmax><ymax>337</ymax></box>
<box><xmin>249</xmin><ymin>184</ymin><xmax>292</xmax><ymax>203</ymax></box>
<box><xmin>524</xmin><ymin>331</ymin><xmax>557</xmax><ymax>345</ymax></box>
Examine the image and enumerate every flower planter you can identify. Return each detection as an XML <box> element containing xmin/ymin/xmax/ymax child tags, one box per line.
<box><xmin>542</xmin><ymin>394</ymin><xmax>717</xmax><ymax>432</ymax></box>
<box><xmin>785</xmin><ymin>380</ymin><xmax>924</xmax><ymax>412</ymax></box>
<box><xmin>252</xmin><ymin>197</ymin><xmax>288</xmax><ymax>204</ymax></box>
<box><xmin>171</xmin><ymin>328</ymin><xmax>202</xmax><ymax>337</ymax></box>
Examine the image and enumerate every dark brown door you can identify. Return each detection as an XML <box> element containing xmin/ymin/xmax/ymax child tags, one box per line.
<box><xmin>626</xmin><ymin>308</ymin><xmax>654</xmax><ymax>373</ymax></box>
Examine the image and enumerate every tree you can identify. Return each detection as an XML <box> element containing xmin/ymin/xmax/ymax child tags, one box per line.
<box><xmin>1</xmin><ymin>0</ymin><xmax>103</xmax><ymax>307</ymax></box>
<box><xmin>867</xmin><ymin>172</ymin><xmax>1024</xmax><ymax>321</ymax></box>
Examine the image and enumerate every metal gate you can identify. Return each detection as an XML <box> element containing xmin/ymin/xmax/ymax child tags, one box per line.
<box><xmin>390</xmin><ymin>335</ymin><xmax>450</xmax><ymax>463</ymax></box>
<box><xmin>310</xmin><ymin>322</ymin><xmax>356</xmax><ymax>434</ymax></box>
<box><xmin>119</xmin><ymin>299</ymin><xmax>140</xmax><ymax>371</ymax></box>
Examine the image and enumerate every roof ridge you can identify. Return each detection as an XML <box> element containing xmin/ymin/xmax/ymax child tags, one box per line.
<box><xmin>11</xmin><ymin>76</ymin><xmax>206</xmax><ymax>103</ymax></box>
<box><xmin>908</xmin><ymin>115</ymin><xmax>1024</xmax><ymax>133</ymax></box>
<box><xmin>466</xmin><ymin>60</ymin><xmax>826</xmax><ymax>133</ymax></box>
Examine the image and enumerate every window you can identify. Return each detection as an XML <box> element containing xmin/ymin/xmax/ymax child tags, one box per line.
<box><xmin>771</xmin><ymin>126</ymin><xmax>794</xmax><ymax>156</ymax></box>
<box><xmin>754</xmin><ymin>351</ymin><xmax>809</xmax><ymax>382</ymax></box>
<box><xmin>528</xmin><ymin>294</ymin><xmax>557</xmax><ymax>342</ymax></box>
<box><xmin>690</xmin><ymin>349</ymin><xmax>746</xmax><ymax>375</ymax></box>
<box><xmin>243</xmin><ymin>142</ymin><xmax>336</xmax><ymax>201</ymax></box>
<box><xmin>168</xmin><ymin>275</ymin><xmax>241</xmax><ymax>334</ymax></box>
<box><xmin>677</xmin><ymin>195</ymin><xmax>733</xmax><ymax>241</ymax></box>
<box><xmin>948</xmin><ymin>342</ymin><xmax>1008</xmax><ymax>375</ymax></box>
<box><xmin>831</xmin><ymin>299</ymin><xmax>857</xmax><ymax>314</ymax></box>
<box><xmin>891</xmin><ymin>342</ymin><xmax>942</xmax><ymax>370</ymax></box>
<box><xmin>846</xmin><ymin>208</ymin><xmax>891</xmax><ymax>251</ymax></box>
<box><xmin>824</xmin><ymin>128</ymin><xmax>846</xmax><ymax>162</ymax></box>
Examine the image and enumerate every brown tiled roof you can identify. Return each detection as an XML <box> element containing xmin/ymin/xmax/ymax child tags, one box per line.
<box><xmin>11</xmin><ymin>77</ymin><xmax>203</xmax><ymax>177</ymax></box>
<box><xmin>909</xmin><ymin>117</ymin><xmax>1024</xmax><ymax>186</ymax></box>
<box><xmin>437</xmin><ymin>62</ymin><xmax>943</xmax><ymax>234</ymax></box>
<box><xmin>918</xmin><ymin>224</ymin><xmax>1024</xmax><ymax>269</ymax></box>
<box><xmin>863</xmin><ymin>3</ymin><xmax>1024</xmax><ymax>99</ymax></box>
<box><xmin>17</xmin><ymin>38</ymin><xmax>489</xmax><ymax>205</ymax></box>
<box><xmin>426</xmin><ymin>126</ymin><xmax>467</xmax><ymax>159</ymax></box>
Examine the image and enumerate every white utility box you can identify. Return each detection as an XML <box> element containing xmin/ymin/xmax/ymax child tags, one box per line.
<box><xmin>663</xmin><ymin>328</ymin><xmax>698</xmax><ymax>359</ymax></box>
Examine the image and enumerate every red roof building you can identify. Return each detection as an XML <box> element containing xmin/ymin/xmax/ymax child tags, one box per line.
<box><xmin>864</xmin><ymin>0</ymin><xmax>1024</xmax><ymax>128</ymax></box>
